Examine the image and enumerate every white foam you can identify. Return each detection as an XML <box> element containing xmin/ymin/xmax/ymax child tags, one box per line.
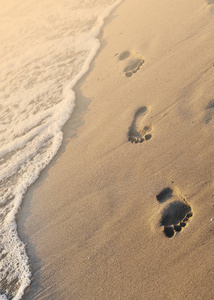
<box><xmin>0</xmin><ymin>0</ymin><xmax>122</xmax><ymax>298</ymax></box>
<box><xmin>0</xmin><ymin>295</ymin><xmax>8</xmax><ymax>300</ymax></box>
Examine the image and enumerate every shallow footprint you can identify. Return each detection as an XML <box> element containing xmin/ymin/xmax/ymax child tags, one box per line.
<box><xmin>128</xmin><ymin>106</ymin><xmax>153</xmax><ymax>143</ymax></box>
<box><xmin>204</xmin><ymin>99</ymin><xmax>214</xmax><ymax>124</ymax></box>
<box><xmin>156</xmin><ymin>187</ymin><xmax>193</xmax><ymax>238</ymax></box>
<box><xmin>118</xmin><ymin>50</ymin><xmax>145</xmax><ymax>77</ymax></box>
<box><xmin>124</xmin><ymin>58</ymin><xmax>145</xmax><ymax>77</ymax></box>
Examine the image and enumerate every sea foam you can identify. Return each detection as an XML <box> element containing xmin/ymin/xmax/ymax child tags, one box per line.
<box><xmin>0</xmin><ymin>0</ymin><xmax>122</xmax><ymax>298</ymax></box>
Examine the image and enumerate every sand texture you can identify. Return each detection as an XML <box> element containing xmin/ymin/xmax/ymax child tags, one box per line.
<box><xmin>19</xmin><ymin>0</ymin><xmax>214</xmax><ymax>299</ymax></box>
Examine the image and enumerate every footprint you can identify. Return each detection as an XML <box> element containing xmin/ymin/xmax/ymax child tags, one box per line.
<box><xmin>156</xmin><ymin>187</ymin><xmax>193</xmax><ymax>238</ymax></box>
<box><xmin>206</xmin><ymin>0</ymin><xmax>214</xmax><ymax>5</ymax></box>
<box><xmin>204</xmin><ymin>99</ymin><xmax>214</xmax><ymax>124</ymax></box>
<box><xmin>128</xmin><ymin>106</ymin><xmax>152</xmax><ymax>143</ymax></box>
<box><xmin>118</xmin><ymin>50</ymin><xmax>145</xmax><ymax>77</ymax></box>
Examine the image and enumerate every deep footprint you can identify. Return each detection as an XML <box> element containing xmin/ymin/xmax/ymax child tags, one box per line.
<box><xmin>156</xmin><ymin>187</ymin><xmax>193</xmax><ymax>238</ymax></box>
<box><xmin>128</xmin><ymin>106</ymin><xmax>153</xmax><ymax>143</ymax></box>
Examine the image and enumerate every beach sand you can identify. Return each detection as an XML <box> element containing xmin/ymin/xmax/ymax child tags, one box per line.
<box><xmin>18</xmin><ymin>0</ymin><xmax>214</xmax><ymax>299</ymax></box>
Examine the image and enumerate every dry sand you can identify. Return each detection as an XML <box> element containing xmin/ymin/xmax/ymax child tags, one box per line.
<box><xmin>19</xmin><ymin>0</ymin><xmax>214</xmax><ymax>299</ymax></box>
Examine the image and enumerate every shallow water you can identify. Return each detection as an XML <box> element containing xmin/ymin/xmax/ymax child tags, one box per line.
<box><xmin>0</xmin><ymin>0</ymin><xmax>121</xmax><ymax>298</ymax></box>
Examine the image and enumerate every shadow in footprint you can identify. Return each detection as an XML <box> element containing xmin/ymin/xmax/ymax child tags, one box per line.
<box><xmin>156</xmin><ymin>187</ymin><xmax>173</xmax><ymax>203</ymax></box>
<box><xmin>128</xmin><ymin>106</ymin><xmax>152</xmax><ymax>143</ymax></box>
<box><xmin>164</xmin><ymin>226</ymin><xmax>174</xmax><ymax>238</ymax></box>
<box><xmin>160</xmin><ymin>201</ymin><xmax>191</xmax><ymax>227</ymax></box>
<box><xmin>119</xmin><ymin>51</ymin><xmax>130</xmax><ymax>61</ymax></box>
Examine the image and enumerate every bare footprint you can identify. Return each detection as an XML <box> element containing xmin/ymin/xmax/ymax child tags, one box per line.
<box><xmin>128</xmin><ymin>106</ymin><xmax>152</xmax><ymax>143</ymax></box>
<box><xmin>118</xmin><ymin>50</ymin><xmax>145</xmax><ymax>77</ymax></box>
<box><xmin>156</xmin><ymin>187</ymin><xmax>193</xmax><ymax>238</ymax></box>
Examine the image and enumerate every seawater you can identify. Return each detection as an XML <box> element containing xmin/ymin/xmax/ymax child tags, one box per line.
<box><xmin>0</xmin><ymin>0</ymin><xmax>122</xmax><ymax>299</ymax></box>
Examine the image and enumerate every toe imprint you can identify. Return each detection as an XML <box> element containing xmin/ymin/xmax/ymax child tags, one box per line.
<box><xmin>164</xmin><ymin>226</ymin><xmax>174</xmax><ymax>238</ymax></box>
<box><xmin>174</xmin><ymin>225</ymin><xmax>182</xmax><ymax>232</ymax></box>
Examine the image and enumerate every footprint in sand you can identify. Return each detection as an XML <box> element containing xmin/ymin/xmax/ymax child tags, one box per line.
<box><xmin>118</xmin><ymin>50</ymin><xmax>145</xmax><ymax>77</ymax></box>
<box><xmin>128</xmin><ymin>106</ymin><xmax>152</xmax><ymax>143</ymax></box>
<box><xmin>156</xmin><ymin>187</ymin><xmax>193</xmax><ymax>238</ymax></box>
<box><xmin>206</xmin><ymin>0</ymin><xmax>214</xmax><ymax>5</ymax></box>
<box><xmin>204</xmin><ymin>99</ymin><xmax>214</xmax><ymax>124</ymax></box>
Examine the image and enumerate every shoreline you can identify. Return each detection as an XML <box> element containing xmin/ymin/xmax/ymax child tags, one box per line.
<box><xmin>19</xmin><ymin>0</ymin><xmax>214</xmax><ymax>299</ymax></box>
<box><xmin>17</xmin><ymin>2</ymin><xmax>124</xmax><ymax>299</ymax></box>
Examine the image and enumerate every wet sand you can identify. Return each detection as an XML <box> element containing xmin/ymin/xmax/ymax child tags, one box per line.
<box><xmin>19</xmin><ymin>0</ymin><xmax>214</xmax><ymax>299</ymax></box>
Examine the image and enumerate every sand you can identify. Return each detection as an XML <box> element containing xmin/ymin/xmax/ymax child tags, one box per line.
<box><xmin>18</xmin><ymin>0</ymin><xmax>214</xmax><ymax>299</ymax></box>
